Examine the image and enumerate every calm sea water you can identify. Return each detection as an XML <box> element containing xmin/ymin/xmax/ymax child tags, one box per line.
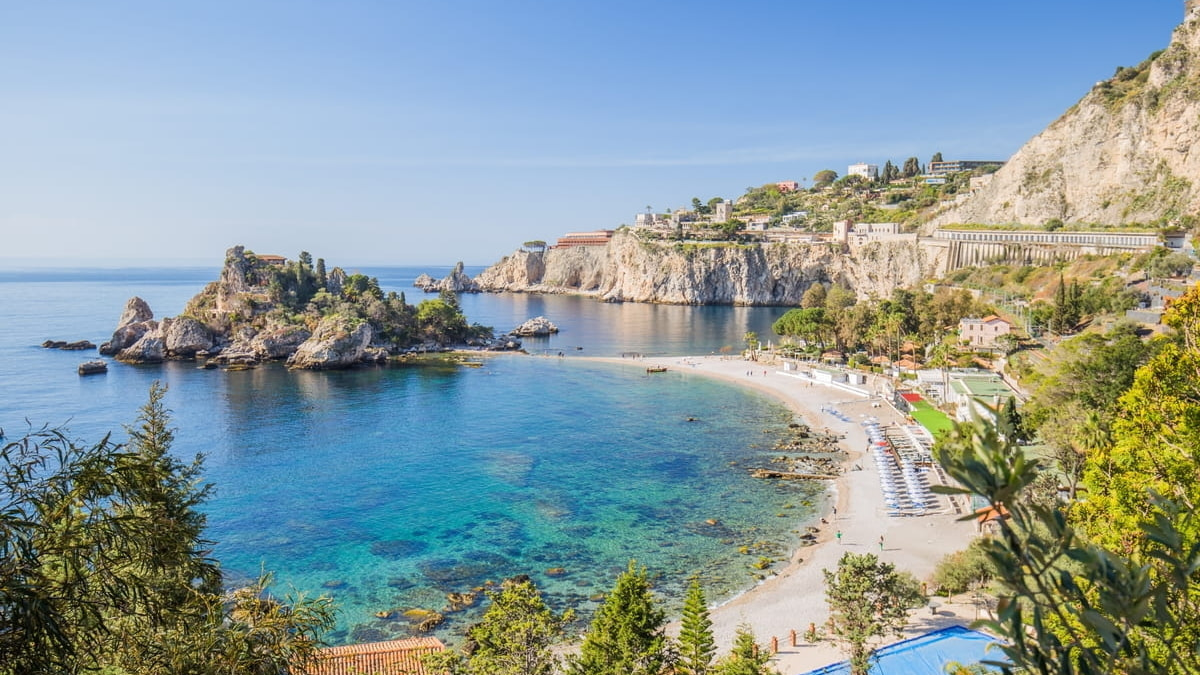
<box><xmin>0</xmin><ymin>265</ymin><xmax>828</xmax><ymax>643</ymax></box>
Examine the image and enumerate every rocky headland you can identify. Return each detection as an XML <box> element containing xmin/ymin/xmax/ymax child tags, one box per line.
<box><xmin>932</xmin><ymin>7</ymin><xmax>1200</xmax><ymax>229</ymax></box>
<box><xmin>466</xmin><ymin>229</ymin><xmax>930</xmax><ymax>305</ymax></box>
<box><xmin>101</xmin><ymin>246</ymin><xmax>521</xmax><ymax>370</ymax></box>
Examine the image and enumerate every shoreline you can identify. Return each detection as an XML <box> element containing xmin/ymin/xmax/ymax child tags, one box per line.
<box><xmin>581</xmin><ymin>354</ymin><xmax>980</xmax><ymax>673</ymax></box>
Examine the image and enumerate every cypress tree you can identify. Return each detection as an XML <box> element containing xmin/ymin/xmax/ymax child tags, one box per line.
<box><xmin>677</xmin><ymin>578</ymin><xmax>716</xmax><ymax>675</ymax></box>
<box><xmin>570</xmin><ymin>561</ymin><xmax>669</xmax><ymax>675</ymax></box>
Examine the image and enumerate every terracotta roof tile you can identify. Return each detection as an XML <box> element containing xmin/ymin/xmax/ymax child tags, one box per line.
<box><xmin>305</xmin><ymin>637</ymin><xmax>445</xmax><ymax>675</ymax></box>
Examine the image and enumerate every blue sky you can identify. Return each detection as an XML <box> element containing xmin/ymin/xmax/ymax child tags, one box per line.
<box><xmin>0</xmin><ymin>1</ymin><xmax>1185</xmax><ymax>267</ymax></box>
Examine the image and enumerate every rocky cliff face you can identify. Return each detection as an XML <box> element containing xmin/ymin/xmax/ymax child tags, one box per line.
<box><xmin>475</xmin><ymin>230</ymin><xmax>931</xmax><ymax>305</ymax></box>
<box><xmin>99</xmin><ymin>297</ymin><xmax>156</xmax><ymax>355</ymax></box>
<box><xmin>933</xmin><ymin>10</ymin><xmax>1200</xmax><ymax>228</ymax></box>
<box><xmin>286</xmin><ymin>316</ymin><xmax>374</xmax><ymax>370</ymax></box>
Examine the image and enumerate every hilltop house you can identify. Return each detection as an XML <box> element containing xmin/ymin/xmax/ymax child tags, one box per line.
<box><xmin>958</xmin><ymin>315</ymin><xmax>1012</xmax><ymax>348</ymax></box>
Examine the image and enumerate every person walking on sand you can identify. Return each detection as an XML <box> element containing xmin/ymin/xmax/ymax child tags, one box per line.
<box><xmin>836</xmin><ymin>530</ymin><xmax>842</xmax><ymax>544</ymax></box>
<box><xmin>879</xmin><ymin>535</ymin><xmax>884</xmax><ymax>552</ymax></box>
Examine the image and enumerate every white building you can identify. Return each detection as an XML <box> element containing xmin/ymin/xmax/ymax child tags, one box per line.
<box><xmin>958</xmin><ymin>315</ymin><xmax>1013</xmax><ymax>348</ymax></box>
<box><xmin>713</xmin><ymin>200</ymin><xmax>733</xmax><ymax>222</ymax></box>
<box><xmin>848</xmin><ymin>163</ymin><xmax>879</xmax><ymax>180</ymax></box>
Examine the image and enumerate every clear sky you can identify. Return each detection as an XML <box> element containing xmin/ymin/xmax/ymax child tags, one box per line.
<box><xmin>0</xmin><ymin>1</ymin><xmax>1186</xmax><ymax>267</ymax></box>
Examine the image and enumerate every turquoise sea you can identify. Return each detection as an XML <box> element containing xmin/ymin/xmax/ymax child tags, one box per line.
<box><xmin>0</xmin><ymin>265</ymin><xmax>829</xmax><ymax>644</ymax></box>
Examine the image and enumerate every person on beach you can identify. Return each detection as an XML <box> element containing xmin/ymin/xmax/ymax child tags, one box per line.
<box><xmin>879</xmin><ymin>535</ymin><xmax>884</xmax><ymax>551</ymax></box>
<box><xmin>836</xmin><ymin>530</ymin><xmax>842</xmax><ymax>544</ymax></box>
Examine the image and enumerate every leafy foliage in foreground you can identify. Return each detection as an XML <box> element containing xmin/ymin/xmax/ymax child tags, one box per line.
<box><xmin>934</xmin><ymin>419</ymin><xmax>1200</xmax><ymax>675</ymax></box>
<box><xmin>0</xmin><ymin>384</ymin><xmax>334</xmax><ymax>675</ymax></box>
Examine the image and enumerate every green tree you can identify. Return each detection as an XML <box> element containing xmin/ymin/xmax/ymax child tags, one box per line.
<box><xmin>714</xmin><ymin>625</ymin><xmax>777</xmax><ymax>675</ymax></box>
<box><xmin>0</xmin><ymin>387</ymin><xmax>334</xmax><ymax>675</ymax></box>
<box><xmin>428</xmin><ymin>575</ymin><xmax>573</xmax><ymax>675</ymax></box>
<box><xmin>1077</xmin><ymin>283</ymin><xmax>1200</xmax><ymax>557</ymax></box>
<box><xmin>931</xmin><ymin>538</ymin><xmax>996</xmax><ymax>595</ymax></box>
<box><xmin>813</xmin><ymin>169</ymin><xmax>838</xmax><ymax>187</ymax></box>
<box><xmin>902</xmin><ymin>157</ymin><xmax>921</xmax><ymax>178</ymax></box>
<box><xmin>995</xmin><ymin>396</ymin><xmax>1026</xmax><ymax>444</ymax></box>
<box><xmin>315</xmin><ymin>257</ymin><xmax>327</xmax><ymax>290</ymax></box>
<box><xmin>934</xmin><ymin>418</ymin><xmax>1200</xmax><ymax>675</ymax></box>
<box><xmin>744</xmin><ymin>331</ymin><xmax>760</xmax><ymax>351</ymax></box>
<box><xmin>823</xmin><ymin>552</ymin><xmax>924</xmax><ymax>675</ymax></box>
<box><xmin>801</xmin><ymin>283</ymin><xmax>828</xmax><ymax>309</ymax></box>
<box><xmin>773</xmin><ymin>307</ymin><xmax>829</xmax><ymax>347</ymax></box>
<box><xmin>677</xmin><ymin>579</ymin><xmax>716</xmax><ymax>675</ymax></box>
<box><xmin>930</xmin><ymin>151</ymin><xmax>943</xmax><ymax>164</ymax></box>
<box><xmin>570</xmin><ymin>561</ymin><xmax>670</xmax><ymax>675</ymax></box>
<box><xmin>416</xmin><ymin>298</ymin><xmax>470</xmax><ymax>344</ymax></box>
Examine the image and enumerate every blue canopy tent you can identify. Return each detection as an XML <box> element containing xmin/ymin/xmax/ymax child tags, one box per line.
<box><xmin>798</xmin><ymin>626</ymin><xmax>1005</xmax><ymax>675</ymax></box>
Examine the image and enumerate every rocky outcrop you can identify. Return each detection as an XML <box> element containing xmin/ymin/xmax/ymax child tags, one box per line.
<box><xmin>475</xmin><ymin>230</ymin><xmax>930</xmax><ymax>305</ymax></box>
<box><xmin>77</xmin><ymin>360</ymin><xmax>107</xmax><ymax>376</ymax></box>
<box><xmin>512</xmin><ymin>316</ymin><xmax>559</xmax><ymax>336</ymax></box>
<box><xmin>117</xmin><ymin>328</ymin><xmax>165</xmax><ymax>364</ymax></box>
<box><xmin>414</xmin><ymin>262</ymin><xmax>480</xmax><ymax>293</ymax></box>
<box><xmin>43</xmin><ymin>340</ymin><xmax>96</xmax><ymax>351</ymax></box>
<box><xmin>99</xmin><ymin>297</ymin><xmax>156</xmax><ymax>355</ymax></box>
<box><xmin>932</xmin><ymin>9</ymin><xmax>1200</xmax><ymax>228</ymax></box>
<box><xmin>250</xmin><ymin>325</ymin><xmax>312</xmax><ymax>360</ymax></box>
<box><xmin>286</xmin><ymin>316</ymin><xmax>374</xmax><ymax>370</ymax></box>
<box><xmin>161</xmin><ymin>317</ymin><xmax>214</xmax><ymax>359</ymax></box>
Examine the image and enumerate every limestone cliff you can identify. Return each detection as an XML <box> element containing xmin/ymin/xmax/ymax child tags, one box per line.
<box><xmin>933</xmin><ymin>8</ymin><xmax>1200</xmax><ymax>228</ymax></box>
<box><xmin>475</xmin><ymin>230</ymin><xmax>931</xmax><ymax>305</ymax></box>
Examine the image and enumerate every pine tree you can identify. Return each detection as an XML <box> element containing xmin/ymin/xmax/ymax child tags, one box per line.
<box><xmin>461</xmin><ymin>575</ymin><xmax>572</xmax><ymax>675</ymax></box>
<box><xmin>677</xmin><ymin>579</ymin><xmax>716</xmax><ymax>675</ymax></box>
<box><xmin>714</xmin><ymin>625</ymin><xmax>776</xmax><ymax>675</ymax></box>
<box><xmin>902</xmin><ymin>156</ymin><xmax>921</xmax><ymax>178</ymax></box>
<box><xmin>570</xmin><ymin>561</ymin><xmax>669</xmax><ymax>675</ymax></box>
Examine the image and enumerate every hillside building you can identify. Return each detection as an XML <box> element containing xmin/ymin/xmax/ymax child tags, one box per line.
<box><xmin>958</xmin><ymin>315</ymin><xmax>1012</xmax><ymax>348</ymax></box>
<box><xmin>848</xmin><ymin>163</ymin><xmax>879</xmax><ymax>180</ymax></box>
<box><xmin>552</xmin><ymin>230</ymin><xmax>615</xmax><ymax>248</ymax></box>
<box><xmin>713</xmin><ymin>200</ymin><xmax>734</xmax><ymax>221</ymax></box>
<box><xmin>927</xmin><ymin>160</ymin><xmax>1005</xmax><ymax>175</ymax></box>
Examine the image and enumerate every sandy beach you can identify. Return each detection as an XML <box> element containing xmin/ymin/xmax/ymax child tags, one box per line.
<box><xmin>588</xmin><ymin>354</ymin><xmax>981</xmax><ymax>674</ymax></box>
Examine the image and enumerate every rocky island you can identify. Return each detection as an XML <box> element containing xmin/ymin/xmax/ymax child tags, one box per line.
<box><xmin>100</xmin><ymin>246</ymin><xmax>517</xmax><ymax>370</ymax></box>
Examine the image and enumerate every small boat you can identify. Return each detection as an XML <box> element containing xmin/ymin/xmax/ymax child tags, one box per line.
<box><xmin>646</xmin><ymin>366</ymin><xmax>667</xmax><ymax>373</ymax></box>
<box><xmin>78</xmin><ymin>360</ymin><xmax>108</xmax><ymax>376</ymax></box>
